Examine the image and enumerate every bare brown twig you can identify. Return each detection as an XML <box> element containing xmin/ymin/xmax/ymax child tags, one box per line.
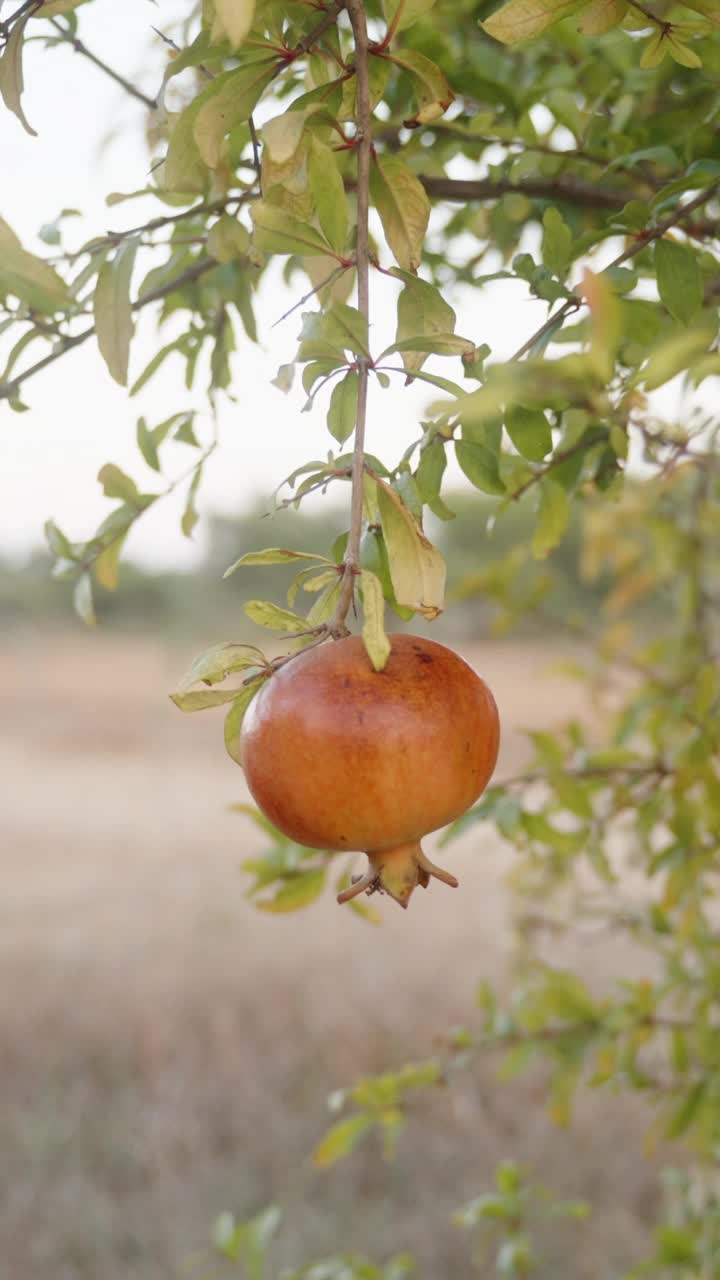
<box><xmin>48</xmin><ymin>17</ymin><xmax>158</xmax><ymax>110</ymax></box>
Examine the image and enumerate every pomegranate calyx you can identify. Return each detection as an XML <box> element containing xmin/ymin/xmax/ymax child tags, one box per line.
<box><xmin>336</xmin><ymin>841</ymin><xmax>459</xmax><ymax>910</ymax></box>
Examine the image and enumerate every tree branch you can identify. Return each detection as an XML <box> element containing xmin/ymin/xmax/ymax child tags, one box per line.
<box><xmin>418</xmin><ymin>173</ymin><xmax>631</xmax><ymax>212</ymax></box>
<box><xmin>48</xmin><ymin>17</ymin><xmax>158</xmax><ymax>111</ymax></box>
<box><xmin>330</xmin><ymin>0</ymin><xmax>371</xmax><ymax>638</ymax></box>
<box><xmin>510</xmin><ymin>180</ymin><xmax>720</xmax><ymax>362</ymax></box>
<box><xmin>0</xmin><ymin>257</ymin><xmax>217</xmax><ymax>402</ymax></box>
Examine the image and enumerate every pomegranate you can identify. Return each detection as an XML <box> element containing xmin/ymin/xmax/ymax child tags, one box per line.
<box><xmin>240</xmin><ymin>634</ymin><xmax>500</xmax><ymax>908</ymax></box>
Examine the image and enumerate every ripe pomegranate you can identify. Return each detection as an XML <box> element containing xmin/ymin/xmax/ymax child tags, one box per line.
<box><xmin>240</xmin><ymin>634</ymin><xmax>500</xmax><ymax>909</ymax></box>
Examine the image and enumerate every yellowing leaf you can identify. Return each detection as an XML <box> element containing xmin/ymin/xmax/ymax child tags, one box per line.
<box><xmin>666</xmin><ymin>35</ymin><xmax>702</xmax><ymax>68</ymax></box>
<box><xmin>176</xmin><ymin>642</ymin><xmax>267</xmax><ymax>694</ymax></box>
<box><xmin>313</xmin><ymin>1114</ymin><xmax>374</xmax><ymax>1168</ymax></box>
<box><xmin>225</xmin><ymin>547</ymin><xmax>331</xmax><ymax>575</ymax></box>
<box><xmin>578</xmin><ymin>0</ymin><xmax>627</xmax><ymax>33</ymax></box>
<box><xmin>581</xmin><ymin>267</ymin><xmax>621</xmax><ymax>379</ymax></box>
<box><xmin>370</xmin><ymin>155</ymin><xmax>430</xmax><ymax>273</ymax></box>
<box><xmin>244</xmin><ymin>600</ymin><xmax>310</xmax><ymax>632</ymax></box>
<box><xmin>390</xmin><ymin>48</ymin><xmax>454</xmax><ymax>127</ymax></box>
<box><xmin>0</xmin><ymin>16</ymin><xmax>37</xmax><ymax>137</ymax></box>
<box><xmin>0</xmin><ymin>218</ymin><xmax>69</xmax><ymax>313</ymax></box>
<box><xmin>261</xmin><ymin>108</ymin><xmax>306</xmax><ymax>164</ymax></box>
<box><xmin>93</xmin><ymin>238</ymin><xmax>138</xmax><ymax>386</ymax></box>
<box><xmin>256</xmin><ymin>868</ymin><xmax>327</xmax><ymax>913</ymax></box>
<box><xmin>212</xmin><ymin>0</ymin><xmax>256</xmax><ymax>48</ymax></box>
<box><xmin>359</xmin><ymin>570</ymin><xmax>391</xmax><ymax>671</ymax></box>
<box><xmin>376</xmin><ymin>479</ymin><xmax>446</xmax><ymax>618</ymax></box>
<box><xmin>483</xmin><ymin>0</ymin><xmax>584</xmax><ymax>44</ymax></box>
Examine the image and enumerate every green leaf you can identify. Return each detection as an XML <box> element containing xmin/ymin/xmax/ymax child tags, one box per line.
<box><xmin>392</xmin><ymin>272</ymin><xmax>457</xmax><ymax>376</ymax></box>
<box><xmin>638</xmin><ymin>328</ymin><xmax>712</xmax><ymax>391</ymax></box>
<box><xmin>679</xmin><ymin>0</ymin><xmax>720</xmax><ymax>25</ymax></box>
<box><xmin>313</xmin><ymin>1113</ymin><xmax>374</xmax><ymax>1168</ymax></box>
<box><xmin>252</xmin><ymin>201</ymin><xmax>333</xmax><ymax>259</ymax></box>
<box><xmin>193</xmin><ymin>59</ymin><xmax>279</xmax><ymax>168</ymax></box>
<box><xmin>0</xmin><ymin>15</ymin><xmax>37</xmax><ymax>137</ymax></box>
<box><xmin>225</xmin><ymin>547</ymin><xmax>331</xmax><ymax>575</ymax></box>
<box><xmin>505</xmin><ymin>407</ymin><xmax>553</xmax><ymax>461</ymax></box>
<box><xmin>212</xmin><ymin>0</ymin><xmax>256</xmax><ymax>48</ymax></box>
<box><xmin>93</xmin><ymin>238</ymin><xmax>138</xmax><ymax>386</ymax></box>
<box><xmin>382</xmin><ymin>0</ymin><xmax>438</xmax><ymax>32</ymax></box>
<box><xmin>455</xmin><ymin>440</ymin><xmax>505</xmax><ymax>495</ymax></box>
<box><xmin>176</xmin><ymin>642</ymin><xmax>267</xmax><ymax>694</ymax></box>
<box><xmin>244</xmin><ymin>600</ymin><xmax>310</xmax><ymax>632</ymax></box>
<box><xmin>376</xmin><ymin>478</ymin><xmax>446</xmax><ymax>618</ymax></box>
<box><xmin>370</xmin><ymin>154</ymin><xmax>430</xmax><ymax>273</ymax></box>
<box><xmin>224</xmin><ymin>678</ymin><xmax>266</xmax><ymax>765</ymax></box>
<box><xmin>359</xmin><ymin>570</ymin><xmax>391</xmax><ymax>671</ymax></box>
<box><xmin>327</xmin><ymin>370</ymin><xmax>359</xmax><ymax>444</ymax></box>
<box><xmin>97</xmin><ymin>463</ymin><xmax>139</xmax><ymax>504</ymax></box>
<box><xmin>0</xmin><ymin>217</ymin><xmax>70</xmax><ymax>313</ymax></box>
<box><xmin>307</xmin><ymin>136</ymin><xmax>349</xmax><ymax>255</ymax></box>
<box><xmin>483</xmin><ymin>0</ymin><xmax>584</xmax><ymax>44</ymax></box>
<box><xmin>171</xmin><ymin>687</ymin><xmax>246</xmax><ymax>711</ymax></box>
<box><xmin>415</xmin><ymin>438</ymin><xmax>447</xmax><ymax>504</ymax></box>
<box><xmin>655</xmin><ymin>239</ymin><xmax>703</xmax><ymax>326</ymax></box>
<box><xmin>532</xmin><ymin>478</ymin><xmax>569</xmax><ymax>558</ymax></box>
<box><xmin>542</xmin><ymin>207</ymin><xmax>572</xmax><ymax>278</ymax></box>
<box><xmin>256</xmin><ymin>868</ymin><xmax>326</xmax><ymax>913</ymax></box>
<box><xmin>207</xmin><ymin>214</ymin><xmax>250</xmax><ymax>263</ymax></box>
<box><xmin>181</xmin><ymin>464</ymin><xmax>203</xmax><ymax>538</ymax></box>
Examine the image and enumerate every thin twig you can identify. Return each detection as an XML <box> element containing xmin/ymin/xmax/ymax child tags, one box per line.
<box><xmin>248</xmin><ymin>115</ymin><xmax>263</xmax><ymax>191</ymax></box>
<box><xmin>0</xmin><ymin>257</ymin><xmax>217</xmax><ymax>402</ymax></box>
<box><xmin>272</xmin><ymin>264</ymin><xmax>350</xmax><ymax>327</ymax></box>
<box><xmin>331</xmin><ymin>0</ymin><xmax>371</xmax><ymax>638</ymax></box>
<box><xmin>625</xmin><ymin>0</ymin><xmax>668</xmax><ymax>27</ymax></box>
<box><xmin>49</xmin><ymin>17</ymin><xmax>158</xmax><ymax>110</ymax></box>
<box><xmin>510</xmin><ymin>180</ymin><xmax>720</xmax><ymax>362</ymax></box>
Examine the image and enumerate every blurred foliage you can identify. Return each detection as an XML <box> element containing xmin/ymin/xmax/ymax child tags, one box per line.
<box><xmin>0</xmin><ymin>484</ymin><xmax>606</xmax><ymax>636</ymax></box>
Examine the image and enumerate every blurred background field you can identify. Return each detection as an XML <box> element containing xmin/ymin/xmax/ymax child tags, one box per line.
<box><xmin>1</xmin><ymin>495</ymin><xmax>663</xmax><ymax>1280</ymax></box>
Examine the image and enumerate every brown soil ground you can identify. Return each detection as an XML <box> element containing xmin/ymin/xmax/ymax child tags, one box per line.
<box><xmin>1</xmin><ymin>629</ymin><xmax>659</xmax><ymax>1279</ymax></box>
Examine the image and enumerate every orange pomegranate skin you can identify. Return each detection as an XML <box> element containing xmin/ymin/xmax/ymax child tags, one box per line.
<box><xmin>240</xmin><ymin>634</ymin><xmax>499</xmax><ymax>864</ymax></box>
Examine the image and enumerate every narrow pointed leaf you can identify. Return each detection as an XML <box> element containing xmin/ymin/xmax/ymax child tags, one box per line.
<box><xmin>370</xmin><ymin>154</ymin><xmax>430</xmax><ymax>273</ymax></box>
<box><xmin>483</xmin><ymin>0</ymin><xmax>584</xmax><ymax>44</ymax></box>
<box><xmin>360</xmin><ymin>570</ymin><xmax>391</xmax><ymax>671</ymax></box>
<box><xmin>0</xmin><ymin>16</ymin><xmax>37</xmax><ymax>136</ymax></box>
<box><xmin>376</xmin><ymin>479</ymin><xmax>445</xmax><ymax>618</ymax></box>
<box><xmin>93</xmin><ymin>238</ymin><xmax>138</xmax><ymax>386</ymax></box>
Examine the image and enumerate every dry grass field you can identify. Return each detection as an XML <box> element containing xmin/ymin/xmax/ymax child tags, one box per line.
<box><xmin>1</xmin><ymin>627</ymin><xmax>662</xmax><ymax>1278</ymax></box>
